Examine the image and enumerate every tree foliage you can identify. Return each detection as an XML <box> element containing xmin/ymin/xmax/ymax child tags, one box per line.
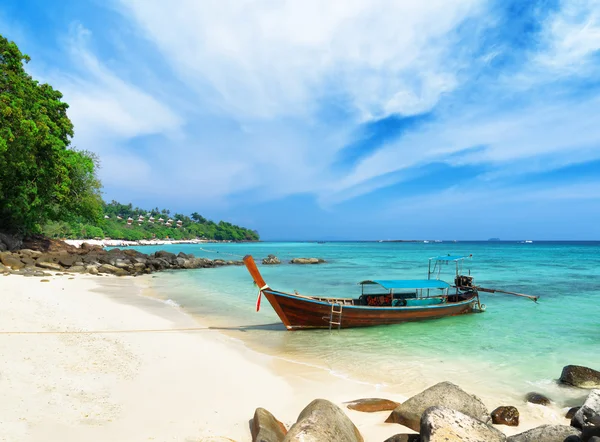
<box><xmin>0</xmin><ymin>34</ymin><xmax>102</xmax><ymax>233</ymax></box>
<box><xmin>43</xmin><ymin>200</ymin><xmax>260</xmax><ymax>241</ymax></box>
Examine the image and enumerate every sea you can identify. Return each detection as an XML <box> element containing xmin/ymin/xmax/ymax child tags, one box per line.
<box><xmin>125</xmin><ymin>241</ymin><xmax>600</xmax><ymax>409</ymax></box>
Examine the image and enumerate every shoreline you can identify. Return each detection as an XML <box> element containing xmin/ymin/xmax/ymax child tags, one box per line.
<box><xmin>0</xmin><ymin>273</ymin><xmax>574</xmax><ymax>441</ymax></box>
<box><xmin>63</xmin><ymin>238</ymin><xmax>240</xmax><ymax>248</ymax></box>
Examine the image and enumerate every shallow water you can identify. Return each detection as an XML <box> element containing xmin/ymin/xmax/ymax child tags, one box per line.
<box><xmin>128</xmin><ymin>241</ymin><xmax>600</xmax><ymax>407</ymax></box>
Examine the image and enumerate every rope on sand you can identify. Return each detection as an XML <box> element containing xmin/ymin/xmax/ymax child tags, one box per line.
<box><xmin>0</xmin><ymin>327</ymin><xmax>212</xmax><ymax>335</ymax></box>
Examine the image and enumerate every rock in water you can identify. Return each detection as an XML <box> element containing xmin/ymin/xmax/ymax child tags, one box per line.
<box><xmin>507</xmin><ymin>425</ymin><xmax>581</xmax><ymax>442</ymax></box>
<box><xmin>251</xmin><ymin>407</ymin><xmax>287</xmax><ymax>442</ymax></box>
<box><xmin>385</xmin><ymin>382</ymin><xmax>490</xmax><ymax>431</ymax></box>
<box><xmin>525</xmin><ymin>392</ymin><xmax>551</xmax><ymax>406</ymax></box>
<box><xmin>420</xmin><ymin>406</ymin><xmax>506</xmax><ymax>442</ymax></box>
<box><xmin>262</xmin><ymin>254</ymin><xmax>281</xmax><ymax>265</ymax></box>
<box><xmin>491</xmin><ymin>406</ymin><xmax>519</xmax><ymax>426</ymax></box>
<box><xmin>560</xmin><ymin>365</ymin><xmax>600</xmax><ymax>389</ymax></box>
<box><xmin>345</xmin><ymin>398</ymin><xmax>399</xmax><ymax>412</ymax></box>
<box><xmin>572</xmin><ymin>389</ymin><xmax>600</xmax><ymax>431</ymax></box>
<box><xmin>289</xmin><ymin>258</ymin><xmax>326</xmax><ymax>264</ymax></box>
<box><xmin>283</xmin><ymin>399</ymin><xmax>363</xmax><ymax>442</ymax></box>
<box><xmin>566</xmin><ymin>407</ymin><xmax>581</xmax><ymax>419</ymax></box>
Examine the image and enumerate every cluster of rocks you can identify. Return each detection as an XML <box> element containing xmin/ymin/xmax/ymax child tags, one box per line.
<box><xmin>261</xmin><ymin>254</ymin><xmax>326</xmax><ymax>265</ymax></box>
<box><xmin>250</xmin><ymin>365</ymin><xmax>600</xmax><ymax>442</ymax></box>
<box><xmin>0</xmin><ymin>239</ymin><xmax>243</xmax><ymax>277</ymax></box>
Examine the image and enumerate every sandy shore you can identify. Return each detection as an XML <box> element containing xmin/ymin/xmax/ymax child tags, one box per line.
<box><xmin>63</xmin><ymin>238</ymin><xmax>220</xmax><ymax>248</ymax></box>
<box><xmin>0</xmin><ymin>274</ymin><xmax>566</xmax><ymax>441</ymax></box>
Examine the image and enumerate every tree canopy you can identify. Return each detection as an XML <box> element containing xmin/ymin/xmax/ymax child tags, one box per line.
<box><xmin>0</xmin><ymin>34</ymin><xmax>102</xmax><ymax>233</ymax></box>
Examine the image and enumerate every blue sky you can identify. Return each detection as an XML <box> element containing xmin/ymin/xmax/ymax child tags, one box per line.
<box><xmin>2</xmin><ymin>0</ymin><xmax>600</xmax><ymax>240</ymax></box>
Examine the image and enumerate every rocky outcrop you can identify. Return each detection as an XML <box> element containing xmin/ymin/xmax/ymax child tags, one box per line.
<box><xmin>386</xmin><ymin>382</ymin><xmax>490</xmax><ymax>431</ymax></box>
<box><xmin>283</xmin><ymin>399</ymin><xmax>363</xmax><ymax>442</ymax></box>
<box><xmin>506</xmin><ymin>425</ymin><xmax>581</xmax><ymax>442</ymax></box>
<box><xmin>571</xmin><ymin>390</ymin><xmax>600</xmax><ymax>435</ymax></box>
<box><xmin>289</xmin><ymin>258</ymin><xmax>326</xmax><ymax>264</ymax></box>
<box><xmin>491</xmin><ymin>406</ymin><xmax>519</xmax><ymax>426</ymax></box>
<box><xmin>345</xmin><ymin>398</ymin><xmax>399</xmax><ymax>413</ymax></box>
<box><xmin>0</xmin><ymin>239</ymin><xmax>244</xmax><ymax>277</ymax></box>
<box><xmin>560</xmin><ymin>366</ymin><xmax>600</xmax><ymax>389</ymax></box>
<box><xmin>0</xmin><ymin>232</ymin><xmax>23</xmax><ymax>251</ymax></box>
<box><xmin>525</xmin><ymin>392</ymin><xmax>551</xmax><ymax>406</ymax></box>
<box><xmin>420</xmin><ymin>406</ymin><xmax>506</xmax><ymax>442</ymax></box>
<box><xmin>251</xmin><ymin>407</ymin><xmax>287</xmax><ymax>442</ymax></box>
<box><xmin>262</xmin><ymin>255</ymin><xmax>281</xmax><ymax>265</ymax></box>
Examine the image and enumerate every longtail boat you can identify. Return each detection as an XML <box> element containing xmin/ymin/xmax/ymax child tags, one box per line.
<box><xmin>243</xmin><ymin>255</ymin><xmax>499</xmax><ymax>330</ymax></box>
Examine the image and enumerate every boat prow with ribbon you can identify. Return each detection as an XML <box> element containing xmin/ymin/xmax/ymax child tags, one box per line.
<box><xmin>243</xmin><ymin>254</ymin><xmax>537</xmax><ymax>330</ymax></box>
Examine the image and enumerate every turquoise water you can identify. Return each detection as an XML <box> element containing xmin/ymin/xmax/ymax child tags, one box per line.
<box><xmin>130</xmin><ymin>241</ymin><xmax>599</xmax><ymax>406</ymax></box>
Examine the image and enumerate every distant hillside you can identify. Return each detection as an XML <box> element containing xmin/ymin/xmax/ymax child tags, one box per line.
<box><xmin>43</xmin><ymin>200</ymin><xmax>259</xmax><ymax>241</ymax></box>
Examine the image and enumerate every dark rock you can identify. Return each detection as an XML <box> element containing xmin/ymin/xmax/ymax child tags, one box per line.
<box><xmin>87</xmin><ymin>266</ymin><xmax>99</xmax><ymax>275</ymax></box>
<box><xmin>0</xmin><ymin>255</ymin><xmax>25</xmax><ymax>270</ymax></box>
<box><xmin>155</xmin><ymin>250</ymin><xmax>177</xmax><ymax>261</ymax></box>
<box><xmin>561</xmin><ymin>366</ymin><xmax>600</xmax><ymax>389</ymax></box>
<box><xmin>525</xmin><ymin>392</ymin><xmax>551</xmax><ymax>406</ymax></box>
<box><xmin>36</xmin><ymin>261</ymin><xmax>63</xmax><ymax>271</ymax></box>
<box><xmin>123</xmin><ymin>249</ymin><xmax>144</xmax><ymax>258</ymax></box>
<box><xmin>80</xmin><ymin>242</ymin><xmax>104</xmax><ymax>253</ymax></box>
<box><xmin>37</xmin><ymin>254</ymin><xmax>58</xmax><ymax>264</ymax></box>
<box><xmin>507</xmin><ymin>425</ymin><xmax>581</xmax><ymax>442</ymax></box>
<box><xmin>262</xmin><ymin>254</ymin><xmax>281</xmax><ymax>265</ymax></box>
<box><xmin>69</xmin><ymin>266</ymin><xmax>86</xmax><ymax>273</ymax></box>
<box><xmin>58</xmin><ymin>255</ymin><xmax>77</xmax><ymax>267</ymax></box>
<box><xmin>251</xmin><ymin>407</ymin><xmax>287</xmax><ymax>442</ymax></box>
<box><xmin>107</xmin><ymin>248</ymin><xmax>122</xmax><ymax>254</ymax></box>
<box><xmin>20</xmin><ymin>256</ymin><xmax>36</xmax><ymax>266</ymax></box>
<box><xmin>491</xmin><ymin>406</ymin><xmax>519</xmax><ymax>426</ymax></box>
<box><xmin>177</xmin><ymin>251</ymin><xmax>189</xmax><ymax>259</ymax></box>
<box><xmin>567</xmin><ymin>407</ymin><xmax>582</xmax><ymax>419</ymax></box>
<box><xmin>0</xmin><ymin>232</ymin><xmax>23</xmax><ymax>251</ymax></box>
<box><xmin>345</xmin><ymin>398</ymin><xmax>399</xmax><ymax>412</ymax></box>
<box><xmin>587</xmin><ymin>436</ymin><xmax>600</xmax><ymax>442</ymax></box>
<box><xmin>290</xmin><ymin>257</ymin><xmax>326</xmax><ymax>264</ymax></box>
<box><xmin>385</xmin><ymin>381</ymin><xmax>490</xmax><ymax>431</ymax></box>
<box><xmin>383</xmin><ymin>434</ymin><xmax>420</xmax><ymax>442</ymax></box>
<box><xmin>572</xmin><ymin>389</ymin><xmax>600</xmax><ymax>432</ymax></box>
<box><xmin>283</xmin><ymin>399</ymin><xmax>363</xmax><ymax>442</ymax></box>
<box><xmin>420</xmin><ymin>406</ymin><xmax>506</xmax><ymax>442</ymax></box>
<box><xmin>41</xmin><ymin>279</ymin><xmax>50</xmax><ymax>282</ymax></box>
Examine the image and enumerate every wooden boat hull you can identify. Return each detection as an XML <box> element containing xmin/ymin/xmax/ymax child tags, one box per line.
<box><xmin>263</xmin><ymin>289</ymin><xmax>479</xmax><ymax>330</ymax></box>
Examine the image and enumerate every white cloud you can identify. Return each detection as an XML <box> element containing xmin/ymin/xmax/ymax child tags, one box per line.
<box><xmin>117</xmin><ymin>0</ymin><xmax>482</xmax><ymax>121</ymax></box>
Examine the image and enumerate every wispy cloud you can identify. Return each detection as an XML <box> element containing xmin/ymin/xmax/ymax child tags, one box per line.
<box><xmin>5</xmin><ymin>0</ymin><xmax>600</xmax><ymax>237</ymax></box>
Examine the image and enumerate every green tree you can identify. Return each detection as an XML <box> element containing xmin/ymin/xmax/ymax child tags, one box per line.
<box><xmin>0</xmin><ymin>34</ymin><xmax>102</xmax><ymax>233</ymax></box>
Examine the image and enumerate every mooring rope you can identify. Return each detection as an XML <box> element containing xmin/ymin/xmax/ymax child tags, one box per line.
<box><xmin>0</xmin><ymin>327</ymin><xmax>212</xmax><ymax>335</ymax></box>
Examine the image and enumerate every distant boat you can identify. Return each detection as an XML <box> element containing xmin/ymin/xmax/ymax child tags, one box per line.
<box><xmin>434</xmin><ymin>240</ymin><xmax>443</xmax><ymax>243</ymax></box>
<box><xmin>423</xmin><ymin>240</ymin><xmax>430</xmax><ymax>243</ymax></box>
<box><xmin>525</xmin><ymin>240</ymin><xmax>533</xmax><ymax>243</ymax></box>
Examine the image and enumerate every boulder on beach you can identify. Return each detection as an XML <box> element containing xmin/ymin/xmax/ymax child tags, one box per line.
<box><xmin>345</xmin><ymin>398</ymin><xmax>399</xmax><ymax>413</ymax></box>
<box><xmin>0</xmin><ymin>254</ymin><xmax>25</xmax><ymax>270</ymax></box>
<box><xmin>384</xmin><ymin>434</ymin><xmax>421</xmax><ymax>442</ymax></box>
<box><xmin>262</xmin><ymin>254</ymin><xmax>281</xmax><ymax>265</ymax></box>
<box><xmin>491</xmin><ymin>406</ymin><xmax>519</xmax><ymax>426</ymax></box>
<box><xmin>251</xmin><ymin>407</ymin><xmax>287</xmax><ymax>442</ymax></box>
<box><xmin>385</xmin><ymin>381</ymin><xmax>490</xmax><ymax>431</ymax></box>
<box><xmin>560</xmin><ymin>365</ymin><xmax>600</xmax><ymax>389</ymax></box>
<box><xmin>525</xmin><ymin>392</ymin><xmax>551</xmax><ymax>406</ymax></box>
<box><xmin>36</xmin><ymin>261</ymin><xmax>63</xmax><ymax>272</ymax></box>
<box><xmin>506</xmin><ymin>425</ymin><xmax>581</xmax><ymax>442</ymax></box>
<box><xmin>289</xmin><ymin>258</ymin><xmax>326</xmax><ymax>264</ymax></box>
<box><xmin>420</xmin><ymin>406</ymin><xmax>506</xmax><ymax>442</ymax></box>
<box><xmin>571</xmin><ymin>389</ymin><xmax>600</xmax><ymax>432</ymax></box>
<box><xmin>283</xmin><ymin>399</ymin><xmax>363</xmax><ymax>442</ymax></box>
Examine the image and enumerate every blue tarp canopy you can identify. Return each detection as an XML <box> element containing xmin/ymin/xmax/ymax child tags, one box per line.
<box><xmin>359</xmin><ymin>279</ymin><xmax>451</xmax><ymax>290</ymax></box>
<box><xmin>430</xmin><ymin>255</ymin><xmax>468</xmax><ymax>262</ymax></box>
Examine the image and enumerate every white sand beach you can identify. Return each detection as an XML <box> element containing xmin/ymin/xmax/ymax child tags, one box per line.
<box><xmin>0</xmin><ymin>274</ymin><xmax>565</xmax><ymax>441</ymax></box>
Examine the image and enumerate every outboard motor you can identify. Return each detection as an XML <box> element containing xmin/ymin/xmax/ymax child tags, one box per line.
<box><xmin>455</xmin><ymin>275</ymin><xmax>474</xmax><ymax>288</ymax></box>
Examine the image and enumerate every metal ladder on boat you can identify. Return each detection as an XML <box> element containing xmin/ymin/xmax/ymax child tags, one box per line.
<box><xmin>329</xmin><ymin>303</ymin><xmax>343</xmax><ymax>330</ymax></box>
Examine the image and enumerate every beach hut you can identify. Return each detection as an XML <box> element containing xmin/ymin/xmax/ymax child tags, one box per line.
<box><xmin>149</xmin><ymin>216</ymin><xmax>155</xmax><ymax>223</ymax></box>
<box><xmin>127</xmin><ymin>217</ymin><xmax>133</xmax><ymax>225</ymax></box>
<box><xmin>157</xmin><ymin>218</ymin><xmax>165</xmax><ymax>223</ymax></box>
<box><xmin>117</xmin><ymin>215</ymin><xmax>123</xmax><ymax>220</ymax></box>
<box><xmin>104</xmin><ymin>215</ymin><xmax>110</xmax><ymax>219</ymax></box>
<box><xmin>176</xmin><ymin>220</ymin><xmax>183</xmax><ymax>226</ymax></box>
<box><xmin>165</xmin><ymin>222</ymin><xmax>172</xmax><ymax>227</ymax></box>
